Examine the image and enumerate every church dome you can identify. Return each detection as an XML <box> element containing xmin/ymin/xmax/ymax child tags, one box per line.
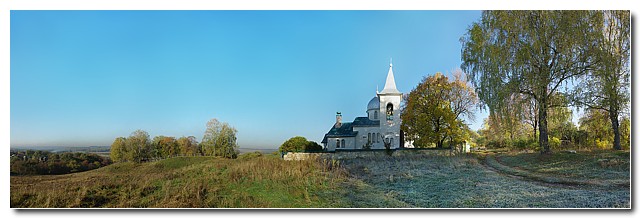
<box><xmin>367</xmin><ymin>96</ymin><xmax>380</xmax><ymax>111</ymax></box>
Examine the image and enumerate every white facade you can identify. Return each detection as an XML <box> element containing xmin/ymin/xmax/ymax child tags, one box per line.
<box><xmin>322</xmin><ymin>61</ymin><xmax>405</xmax><ymax>151</ymax></box>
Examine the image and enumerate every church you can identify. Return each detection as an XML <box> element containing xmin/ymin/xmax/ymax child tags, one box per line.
<box><xmin>321</xmin><ymin>61</ymin><xmax>411</xmax><ymax>151</ymax></box>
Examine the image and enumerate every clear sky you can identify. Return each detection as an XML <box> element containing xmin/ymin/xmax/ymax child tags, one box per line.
<box><xmin>11</xmin><ymin>10</ymin><xmax>485</xmax><ymax>149</ymax></box>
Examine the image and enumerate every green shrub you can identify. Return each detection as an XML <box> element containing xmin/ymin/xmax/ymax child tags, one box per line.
<box><xmin>549</xmin><ymin>137</ymin><xmax>561</xmax><ymax>150</ymax></box>
<box><xmin>513</xmin><ymin>138</ymin><xmax>537</xmax><ymax>150</ymax></box>
<box><xmin>596</xmin><ymin>139</ymin><xmax>610</xmax><ymax>150</ymax></box>
<box><xmin>279</xmin><ymin>136</ymin><xmax>323</xmax><ymax>153</ymax></box>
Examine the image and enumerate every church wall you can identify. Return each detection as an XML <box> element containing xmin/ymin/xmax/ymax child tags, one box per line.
<box><xmin>283</xmin><ymin>149</ymin><xmax>459</xmax><ymax>161</ymax></box>
<box><xmin>353</xmin><ymin>126</ymin><xmax>383</xmax><ymax>149</ymax></box>
<box><xmin>325</xmin><ymin>140</ymin><xmax>336</xmax><ymax>151</ymax></box>
<box><xmin>327</xmin><ymin>137</ymin><xmax>356</xmax><ymax>151</ymax></box>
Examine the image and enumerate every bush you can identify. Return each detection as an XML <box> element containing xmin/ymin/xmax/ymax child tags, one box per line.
<box><xmin>279</xmin><ymin>136</ymin><xmax>323</xmax><ymax>153</ymax></box>
<box><xmin>513</xmin><ymin>138</ymin><xmax>537</xmax><ymax>150</ymax></box>
<box><xmin>549</xmin><ymin>137</ymin><xmax>561</xmax><ymax>150</ymax></box>
<box><xmin>596</xmin><ymin>139</ymin><xmax>610</xmax><ymax>150</ymax></box>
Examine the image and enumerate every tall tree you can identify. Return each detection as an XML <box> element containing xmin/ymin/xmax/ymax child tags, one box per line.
<box><xmin>126</xmin><ymin>130</ymin><xmax>151</xmax><ymax>163</ymax></box>
<box><xmin>109</xmin><ymin>137</ymin><xmax>127</xmax><ymax>162</ymax></box>
<box><xmin>401</xmin><ymin>72</ymin><xmax>478</xmax><ymax>148</ymax></box>
<box><xmin>571</xmin><ymin>10</ymin><xmax>630</xmax><ymax>150</ymax></box>
<box><xmin>201</xmin><ymin>118</ymin><xmax>239</xmax><ymax>159</ymax></box>
<box><xmin>461</xmin><ymin>11</ymin><xmax>601</xmax><ymax>153</ymax></box>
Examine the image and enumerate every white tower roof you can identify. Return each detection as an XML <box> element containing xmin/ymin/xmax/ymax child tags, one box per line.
<box><xmin>379</xmin><ymin>59</ymin><xmax>401</xmax><ymax>94</ymax></box>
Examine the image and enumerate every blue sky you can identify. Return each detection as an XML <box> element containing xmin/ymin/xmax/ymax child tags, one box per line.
<box><xmin>11</xmin><ymin>10</ymin><xmax>486</xmax><ymax>149</ymax></box>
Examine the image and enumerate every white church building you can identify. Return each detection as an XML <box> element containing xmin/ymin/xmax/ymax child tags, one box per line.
<box><xmin>321</xmin><ymin>61</ymin><xmax>412</xmax><ymax>151</ymax></box>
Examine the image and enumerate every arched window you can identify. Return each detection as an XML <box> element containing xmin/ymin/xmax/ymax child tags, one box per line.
<box><xmin>386</xmin><ymin>103</ymin><xmax>393</xmax><ymax>120</ymax></box>
<box><xmin>377</xmin><ymin>133</ymin><xmax>380</xmax><ymax>143</ymax></box>
<box><xmin>336</xmin><ymin>139</ymin><xmax>340</xmax><ymax>148</ymax></box>
<box><xmin>341</xmin><ymin>139</ymin><xmax>345</xmax><ymax>148</ymax></box>
<box><xmin>374</xmin><ymin>111</ymin><xmax>378</xmax><ymax>120</ymax></box>
<box><xmin>368</xmin><ymin>133</ymin><xmax>371</xmax><ymax>143</ymax></box>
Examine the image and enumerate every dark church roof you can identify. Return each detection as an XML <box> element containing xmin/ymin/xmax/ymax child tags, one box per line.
<box><xmin>352</xmin><ymin>117</ymin><xmax>380</xmax><ymax>126</ymax></box>
<box><xmin>321</xmin><ymin>122</ymin><xmax>358</xmax><ymax>143</ymax></box>
<box><xmin>321</xmin><ymin>116</ymin><xmax>380</xmax><ymax>143</ymax></box>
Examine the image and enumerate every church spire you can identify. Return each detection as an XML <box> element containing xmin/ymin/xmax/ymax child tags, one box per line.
<box><xmin>379</xmin><ymin>58</ymin><xmax>401</xmax><ymax>94</ymax></box>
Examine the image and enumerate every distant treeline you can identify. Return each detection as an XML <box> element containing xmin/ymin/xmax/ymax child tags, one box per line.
<box><xmin>10</xmin><ymin>150</ymin><xmax>112</xmax><ymax>175</ymax></box>
<box><xmin>111</xmin><ymin>119</ymin><xmax>239</xmax><ymax>163</ymax></box>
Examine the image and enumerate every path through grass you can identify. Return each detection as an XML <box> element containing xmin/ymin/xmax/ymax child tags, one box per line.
<box><xmin>339</xmin><ymin>152</ymin><xmax>630</xmax><ymax>208</ymax></box>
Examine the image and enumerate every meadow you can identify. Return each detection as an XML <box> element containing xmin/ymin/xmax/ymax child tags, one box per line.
<box><xmin>11</xmin><ymin>154</ymin><xmax>349</xmax><ymax>208</ymax></box>
<box><xmin>10</xmin><ymin>150</ymin><xmax>630</xmax><ymax>208</ymax></box>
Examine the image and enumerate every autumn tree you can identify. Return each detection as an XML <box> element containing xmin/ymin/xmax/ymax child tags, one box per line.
<box><xmin>177</xmin><ymin>136</ymin><xmax>201</xmax><ymax>157</ymax></box>
<box><xmin>109</xmin><ymin>137</ymin><xmax>127</xmax><ymax>162</ymax></box>
<box><xmin>571</xmin><ymin>10</ymin><xmax>630</xmax><ymax>150</ymax></box>
<box><xmin>125</xmin><ymin>130</ymin><xmax>151</xmax><ymax>163</ymax></box>
<box><xmin>401</xmin><ymin>71</ymin><xmax>478</xmax><ymax>148</ymax></box>
<box><xmin>461</xmin><ymin>11</ymin><xmax>602</xmax><ymax>153</ymax></box>
<box><xmin>152</xmin><ymin>136</ymin><xmax>178</xmax><ymax>159</ymax></box>
<box><xmin>201</xmin><ymin>118</ymin><xmax>239</xmax><ymax>159</ymax></box>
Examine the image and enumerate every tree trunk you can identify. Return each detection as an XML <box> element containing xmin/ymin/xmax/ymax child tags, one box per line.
<box><xmin>538</xmin><ymin>96</ymin><xmax>551</xmax><ymax>154</ymax></box>
<box><xmin>610</xmin><ymin>109</ymin><xmax>622</xmax><ymax>150</ymax></box>
<box><xmin>533</xmin><ymin>116</ymin><xmax>538</xmax><ymax>141</ymax></box>
<box><xmin>437</xmin><ymin>138</ymin><xmax>445</xmax><ymax>149</ymax></box>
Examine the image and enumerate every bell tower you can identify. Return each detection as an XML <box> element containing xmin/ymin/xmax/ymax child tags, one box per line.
<box><xmin>377</xmin><ymin>59</ymin><xmax>402</xmax><ymax>149</ymax></box>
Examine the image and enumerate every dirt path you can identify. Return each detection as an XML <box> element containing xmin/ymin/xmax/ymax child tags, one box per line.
<box><xmin>338</xmin><ymin>154</ymin><xmax>630</xmax><ymax>208</ymax></box>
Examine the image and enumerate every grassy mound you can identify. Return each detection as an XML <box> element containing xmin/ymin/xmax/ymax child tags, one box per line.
<box><xmin>11</xmin><ymin>155</ymin><xmax>347</xmax><ymax>208</ymax></box>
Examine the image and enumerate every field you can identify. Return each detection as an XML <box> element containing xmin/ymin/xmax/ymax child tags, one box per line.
<box><xmin>10</xmin><ymin>150</ymin><xmax>630</xmax><ymax>208</ymax></box>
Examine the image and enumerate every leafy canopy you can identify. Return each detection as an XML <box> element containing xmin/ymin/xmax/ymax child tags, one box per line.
<box><xmin>400</xmin><ymin>71</ymin><xmax>477</xmax><ymax>148</ymax></box>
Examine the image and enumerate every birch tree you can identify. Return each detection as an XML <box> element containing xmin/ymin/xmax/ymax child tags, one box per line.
<box><xmin>571</xmin><ymin>10</ymin><xmax>630</xmax><ymax>150</ymax></box>
<box><xmin>461</xmin><ymin>11</ymin><xmax>602</xmax><ymax>153</ymax></box>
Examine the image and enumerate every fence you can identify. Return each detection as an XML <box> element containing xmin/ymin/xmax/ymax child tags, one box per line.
<box><xmin>282</xmin><ymin>147</ymin><xmax>465</xmax><ymax>161</ymax></box>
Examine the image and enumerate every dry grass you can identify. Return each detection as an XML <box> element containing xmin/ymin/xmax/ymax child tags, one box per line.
<box><xmin>11</xmin><ymin>155</ymin><xmax>348</xmax><ymax>208</ymax></box>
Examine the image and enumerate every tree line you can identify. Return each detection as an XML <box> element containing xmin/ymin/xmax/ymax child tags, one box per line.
<box><xmin>460</xmin><ymin>10</ymin><xmax>630</xmax><ymax>153</ymax></box>
<box><xmin>110</xmin><ymin>118</ymin><xmax>239</xmax><ymax>163</ymax></box>
<box><xmin>10</xmin><ymin>150</ymin><xmax>112</xmax><ymax>175</ymax></box>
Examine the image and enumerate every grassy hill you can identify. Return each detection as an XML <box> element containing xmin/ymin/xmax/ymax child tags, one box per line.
<box><xmin>11</xmin><ymin>154</ymin><xmax>352</xmax><ymax>208</ymax></box>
